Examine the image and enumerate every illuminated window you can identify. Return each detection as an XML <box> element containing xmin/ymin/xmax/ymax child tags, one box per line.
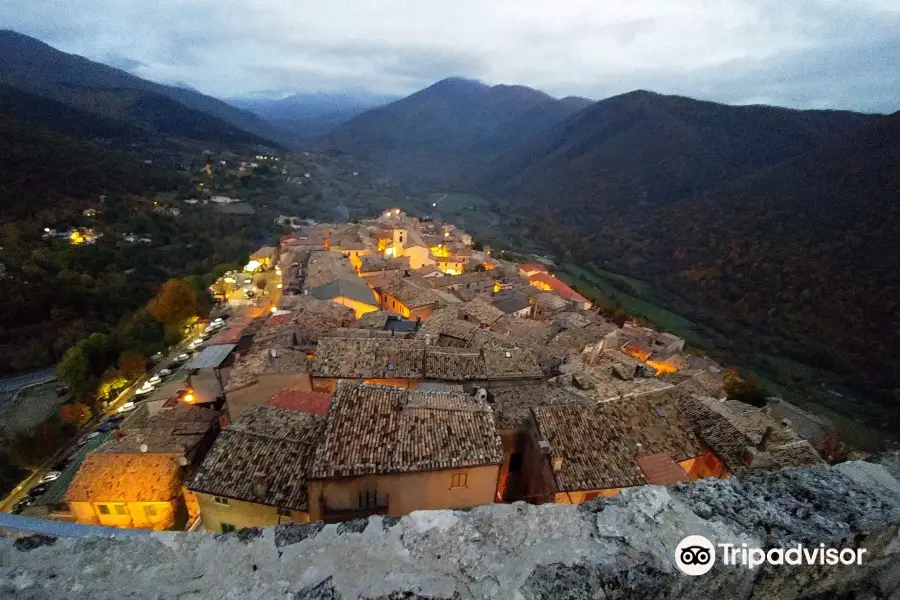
<box><xmin>97</xmin><ymin>504</ymin><xmax>110</xmax><ymax>515</ymax></box>
<box><xmin>221</xmin><ymin>523</ymin><xmax>236</xmax><ymax>533</ymax></box>
<box><xmin>114</xmin><ymin>504</ymin><xmax>127</xmax><ymax>515</ymax></box>
<box><xmin>450</xmin><ymin>473</ymin><xmax>468</xmax><ymax>488</ymax></box>
<box><xmin>276</xmin><ymin>508</ymin><xmax>291</xmax><ymax>517</ymax></box>
<box><xmin>214</xmin><ymin>496</ymin><xmax>230</xmax><ymax>506</ymax></box>
<box><xmin>144</xmin><ymin>505</ymin><xmax>157</xmax><ymax>518</ymax></box>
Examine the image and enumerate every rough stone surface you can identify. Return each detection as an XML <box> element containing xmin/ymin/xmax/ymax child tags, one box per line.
<box><xmin>0</xmin><ymin>456</ymin><xmax>898</xmax><ymax>599</ymax></box>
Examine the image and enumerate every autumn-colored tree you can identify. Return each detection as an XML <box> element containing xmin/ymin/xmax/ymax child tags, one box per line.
<box><xmin>118</xmin><ymin>350</ymin><xmax>147</xmax><ymax>381</ymax></box>
<box><xmin>148</xmin><ymin>279</ymin><xmax>200</xmax><ymax>328</ymax></box>
<box><xmin>723</xmin><ymin>368</ymin><xmax>770</xmax><ymax>407</ymax></box>
<box><xmin>255</xmin><ymin>277</ymin><xmax>268</xmax><ymax>292</ymax></box>
<box><xmin>97</xmin><ymin>367</ymin><xmax>128</xmax><ymax>402</ymax></box>
<box><xmin>59</xmin><ymin>402</ymin><xmax>92</xmax><ymax>428</ymax></box>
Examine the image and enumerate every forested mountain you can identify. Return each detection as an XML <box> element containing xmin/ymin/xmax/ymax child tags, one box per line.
<box><xmin>322</xmin><ymin>77</ymin><xmax>592</xmax><ymax>180</ymax></box>
<box><xmin>0</xmin><ymin>30</ymin><xmax>280</xmax><ymax>147</ymax></box>
<box><xmin>0</xmin><ymin>112</ymin><xmax>184</xmax><ymax>221</ymax></box>
<box><xmin>531</xmin><ymin>110</ymin><xmax>900</xmax><ymax>402</ymax></box>
<box><xmin>479</xmin><ymin>90</ymin><xmax>877</xmax><ymax>210</ymax></box>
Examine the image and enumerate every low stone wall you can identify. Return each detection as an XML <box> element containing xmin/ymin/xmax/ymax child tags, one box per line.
<box><xmin>1</xmin><ymin>454</ymin><xmax>899</xmax><ymax>599</ymax></box>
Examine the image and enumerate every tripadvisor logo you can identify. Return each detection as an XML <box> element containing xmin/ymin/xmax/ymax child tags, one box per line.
<box><xmin>674</xmin><ymin>535</ymin><xmax>868</xmax><ymax>576</ymax></box>
<box><xmin>675</xmin><ymin>535</ymin><xmax>716</xmax><ymax>576</ymax></box>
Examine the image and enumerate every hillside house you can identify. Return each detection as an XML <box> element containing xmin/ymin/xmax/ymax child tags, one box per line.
<box><xmin>308</xmin><ymin>278</ymin><xmax>379</xmax><ymax>319</ymax></box>
<box><xmin>188</xmin><ymin>406</ymin><xmax>325</xmax><ymax>531</ymax></box>
<box><xmin>307</xmin><ymin>382</ymin><xmax>504</xmax><ymax>521</ymax></box>
<box><xmin>522</xmin><ymin>390</ymin><xmax>725</xmax><ymax>504</ymax></box>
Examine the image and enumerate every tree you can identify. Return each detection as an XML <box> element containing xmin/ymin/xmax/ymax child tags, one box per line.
<box><xmin>148</xmin><ymin>279</ymin><xmax>200</xmax><ymax>328</ymax></box>
<box><xmin>255</xmin><ymin>277</ymin><xmax>268</xmax><ymax>293</ymax></box>
<box><xmin>97</xmin><ymin>367</ymin><xmax>127</xmax><ymax>402</ymax></box>
<box><xmin>118</xmin><ymin>308</ymin><xmax>164</xmax><ymax>356</ymax></box>
<box><xmin>59</xmin><ymin>402</ymin><xmax>92</xmax><ymax>428</ymax></box>
<box><xmin>723</xmin><ymin>369</ymin><xmax>770</xmax><ymax>407</ymax></box>
<box><xmin>118</xmin><ymin>350</ymin><xmax>147</xmax><ymax>381</ymax></box>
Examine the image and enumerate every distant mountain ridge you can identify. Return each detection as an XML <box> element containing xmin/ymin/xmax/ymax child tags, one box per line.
<box><xmin>321</xmin><ymin>77</ymin><xmax>594</xmax><ymax>180</ymax></box>
<box><xmin>478</xmin><ymin>90</ymin><xmax>877</xmax><ymax>211</ymax></box>
<box><xmin>0</xmin><ymin>30</ymin><xmax>280</xmax><ymax>147</ymax></box>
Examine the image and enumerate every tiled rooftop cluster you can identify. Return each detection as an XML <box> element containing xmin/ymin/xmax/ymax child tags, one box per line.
<box><xmin>311</xmin><ymin>337</ymin><xmax>544</xmax><ymax>381</ymax></box>
<box><xmin>310</xmin><ymin>382</ymin><xmax>504</xmax><ymax>478</ymax></box>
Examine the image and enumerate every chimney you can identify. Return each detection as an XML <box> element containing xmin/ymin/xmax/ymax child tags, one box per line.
<box><xmin>759</xmin><ymin>426</ymin><xmax>774</xmax><ymax>449</ymax></box>
<box><xmin>552</xmin><ymin>456</ymin><xmax>564</xmax><ymax>472</ymax></box>
<box><xmin>252</xmin><ymin>473</ymin><xmax>268</xmax><ymax>497</ymax></box>
<box><xmin>539</xmin><ymin>440</ymin><xmax>551</xmax><ymax>455</ymax></box>
<box><xmin>424</xmin><ymin>333</ymin><xmax>433</xmax><ymax>346</ymax></box>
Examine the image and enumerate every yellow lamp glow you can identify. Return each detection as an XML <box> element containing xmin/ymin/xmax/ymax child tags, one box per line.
<box><xmin>245</xmin><ymin>260</ymin><xmax>262</xmax><ymax>272</ymax></box>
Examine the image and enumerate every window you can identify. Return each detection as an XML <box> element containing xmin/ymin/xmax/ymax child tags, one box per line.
<box><xmin>97</xmin><ymin>504</ymin><xmax>110</xmax><ymax>515</ymax></box>
<box><xmin>359</xmin><ymin>489</ymin><xmax>378</xmax><ymax>509</ymax></box>
<box><xmin>221</xmin><ymin>523</ymin><xmax>236</xmax><ymax>534</ymax></box>
<box><xmin>276</xmin><ymin>508</ymin><xmax>291</xmax><ymax>517</ymax></box>
<box><xmin>213</xmin><ymin>496</ymin><xmax>230</xmax><ymax>506</ymax></box>
<box><xmin>144</xmin><ymin>505</ymin><xmax>158</xmax><ymax>518</ymax></box>
<box><xmin>509</xmin><ymin>452</ymin><xmax>524</xmax><ymax>473</ymax></box>
<box><xmin>450</xmin><ymin>473</ymin><xmax>468</xmax><ymax>489</ymax></box>
<box><xmin>114</xmin><ymin>504</ymin><xmax>127</xmax><ymax>515</ymax></box>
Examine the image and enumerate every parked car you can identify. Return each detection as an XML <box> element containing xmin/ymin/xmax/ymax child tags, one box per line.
<box><xmin>28</xmin><ymin>483</ymin><xmax>51</xmax><ymax>498</ymax></box>
<box><xmin>173</xmin><ymin>353</ymin><xmax>191</xmax><ymax>363</ymax></box>
<box><xmin>76</xmin><ymin>431</ymin><xmax>101</xmax><ymax>447</ymax></box>
<box><xmin>151</xmin><ymin>352</ymin><xmax>164</xmax><ymax>363</ymax></box>
<box><xmin>107</xmin><ymin>414</ymin><xmax>125</xmax><ymax>424</ymax></box>
<box><xmin>12</xmin><ymin>497</ymin><xmax>33</xmax><ymax>514</ymax></box>
<box><xmin>158</xmin><ymin>368</ymin><xmax>172</xmax><ymax>377</ymax></box>
<box><xmin>117</xmin><ymin>401</ymin><xmax>136</xmax><ymax>413</ymax></box>
<box><xmin>147</xmin><ymin>375</ymin><xmax>162</xmax><ymax>385</ymax></box>
<box><xmin>39</xmin><ymin>471</ymin><xmax>62</xmax><ymax>484</ymax></box>
<box><xmin>97</xmin><ymin>420</ymin><xmax>121</xmax><ymax>432</ymax></box>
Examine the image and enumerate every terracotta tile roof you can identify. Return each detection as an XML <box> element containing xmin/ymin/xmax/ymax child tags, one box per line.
<box><xmin>533</xmin><ymin>292</ymin><xmax>570</xmax><ymax>314</ymax></box>
<box><xmin>483</xmin><ymin>347</ymin><xmax>544</xmax><ymax>379</ymax></box>
<box><xmin>528</xmin><ymin>272</ymin><xmax>590</xmax><ymax>304</ymax></box>
<box><xmin>424</xmin><ymin>348</ymin><xmax>486</xmax><ymax>380</ymax></box>
<box><xmin>429</xmin><ymin>272</ymin><xmax>493</xmax><ymax>290</ymax></box>
<box><xmin>258</xmin><ymin>296</ymin><xmax>355</xmax><ymax>347</ymax></box>
<box><xmin>491</xmin><ymin>384</ymin><xmax>588</xmax><ymax>429</ymax></box>
<box><xmin>635</xmin><ymin>453</ymin><xmax>690</xmax><ymax>485</ymax></box>
<box><xmin>225</xmin><ymin>347</ymin><xmax>311</xmax><ymax>392</ymax></box>
<box><xmin>546</xmin><ymin>323</ymin><xmax>619</xmax><ymax>357</ymax></box>
<box><xmin>531</xmin><ymin>390</ymin><xmax>704</xmax><ymax>491</ymax></box>
<box><xmin>675</xmin><ymin>393</ymin><xmax>824</xmax><ymax>472</ymax></box>
<box><xmin>458</xmin><ymin>297</ymin><xmax>504</xmax><ymax>326</ymax></box>
<box><xmin>360</xmin><ymin>254</ymin><xmax>410</xmax><ymax>273</ymax></box>
<box><xmin>518</xmin><ymin>263</ymin><xmax>549</xmax><ymax>275</ymax></box>
<box><xmin>250</xmin><ymin>246</ymin><xmax>278</xmax><ymax>261</ymax></box>
<box><xmin>188</xmin><ymin>406</ymin><xmax>324</xmax><ymax>511</ymax></box>
<box><xmin>352</xmin><ymin>310</ymin><xmax>392</xmax><ymax>330</ymax></box>
<box><xmin>416</xmin><ymin>307</ymin><xmax>480</xmax><ymax>346</ymax></box>
<box><xmin>96</xmin><ymin>426</ymin><xmax>208</xmax><ymax>455</ymax></box>
<box><xmin>310</xmin><ymin>382</ymin><xmax>504</xmax><ymax>478</ymax></box>
<box><xmin>67</xmin><ymin>453</ymin><xmax>184</xmax><ymax>503</ymax></box>
<box><xmin>378</xmin><ymin>278</ymin><xmax>448</xmax><ymax>309</ymax></box>
<box><xmin>305</xmin><ymin>251</ymin><xmax>357</xmax><ymax>288</ymax></box>
<box><xmin>267</xmin><ymin>388</ymin><xmax>332</xmax><ymax>415</ymax></box>
<box><xmin>311</xmin><ymin>338</ymin><xmax>425</xmax><ymax>379</ymax></box>
<box><xmin>488</xmin><ymin>316</ymin><xmax>558</xmax><ymax>348</ymax></box>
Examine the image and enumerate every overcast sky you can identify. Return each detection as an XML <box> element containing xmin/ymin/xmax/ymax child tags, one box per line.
<box><xmin>3</xmin><ymin>0</ymin><xmax>899</xmax><ymax>111</ymax></box>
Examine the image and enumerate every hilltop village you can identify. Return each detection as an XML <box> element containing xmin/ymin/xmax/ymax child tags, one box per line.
<box><xmin>36</xmin><ymin>209</ymin><xmax>826</xmax><ymax>531</ymax></box>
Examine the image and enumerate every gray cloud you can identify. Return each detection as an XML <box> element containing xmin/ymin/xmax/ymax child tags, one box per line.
<box><xmin>1</xmin><ymin>0</ymin><xmax>898</xmax><ymax>111</ymax></box>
